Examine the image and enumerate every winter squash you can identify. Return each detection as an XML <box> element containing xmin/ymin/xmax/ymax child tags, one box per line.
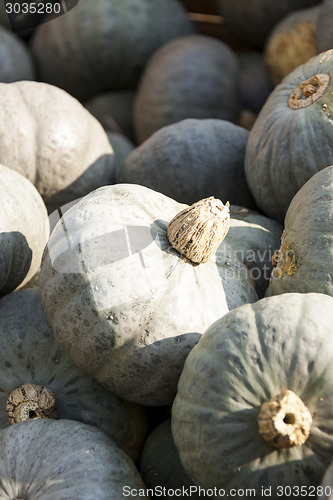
<box><xmin>0</xmin><ymin>25</ymin><xmax>35</xmax><ymax>82</ymax></box>
<box><xmin>266</xmin><ymin>165</ymin><xmax>333</xmax><ymax>298</ymax></box>
<box><xmin>30</xmin><ymin>0</ymin><xmax>195</xmax><ymax>101</ymax></box>
<box><xmin>0</xmin><ymin>288</ymin><xmax>148</xmax><ymax>462</ymax></box>
<box><xmin>0</xmin><ymin>164</ymin><xmax>49</xmax><ymax>297</ymax></box>
<box><xmin>264</xmin><ymin>6</ymin><xmax>320</xmax><ymax>86</ymax></box>
<box><xmin>319</xmin><ymin>459</ymin><xmax>333</xmax><ymax>500</ymax></box>
<box><xmin>134</xmin><ymin>35</ymin><xmax>240</xmax><ymax>144</ymax></box>
<box><xmin>229</xmin><ymin>205</ymin><xmax>283</xmax><ymax>298</ymax></box>
<box><xmin>107</xmin><ymin>131</ymin><xmax>135</xmax><ymax>179</ymax></box>
<box><xmin>172</xmin><ymin>292</ymin><xmax>333</xmax><ymax>494</ymax></box>
<box><xmin>117</xmin><ymin>119</ymin><xmax>255</xmax><ymax>208</ymax></box>
<box><xmin>140</xmin><ymin>419</ymin><xmax>200</xmax><ymax>498</ymax></box>
<box><xmin>0</xmin><ymin>80</ymin><xmax>114</xmax><ymax>213</ymax></box>
<box><xmin>238</xmin><ymin>51</ymin><xmax>272</xmax><ymax>114</ymax></box>
<box><xmin>0</xmin><ymin>419</ymin><xmax>148</xmax><ymax>498</ymax></box>
<box><xmin>84</xmin><ymin>90</ymin><xmax>136</xmax><ymax>143</ymax></box>
<box><xmin>39</xmin><ymin>184</ymin><xmax>258</xmax><ymax>406</ymax></box>
<box><xmin>218</xmin><ymin>0</ymin><xmax>321</xmax><ymax>48</ymax></box>
<box><xmin>245</xmin><ymin>49</ymin><xmax>333</xmax><ymax>222</ymax></box>
<box><xmin>316</xmin><ymin>0</ymin><xmax>333</xmax><ymax>53</ymax></box>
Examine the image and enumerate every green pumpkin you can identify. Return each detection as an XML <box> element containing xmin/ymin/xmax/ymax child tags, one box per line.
<box><xmin>245</xmin><ymin>49</ymin><xmax>333</xmax><ymax>222</ymax></box>
<box><xmin>30</xmin><ymin>0</ymin><xmax>194</xmax><ymax>101</ymax></box>
<box><xmin>218</xmin><ymin>0</ymin><xmax>321</xmax><ymax>48</ymax></box>
<box><xmin>0</xmin><ymin>81</ymin><xmax>114</xmax><ymax>213</ymax></box>
<box><xmin>266</xmin><ymin>165</ymin><xmax>333</xmax><ymax>298</ymax></box>
<box><xmin>172</xmin><ymin>293</ymin><xmax>333</xmax><ymax>496</ymax></box>
<box><xmin>0</xmin><ymin>419</ymin><xmax>148</xmax><ymax>499</ymax></box>
<box><xmin>39</xmin><ymin>184</ymin><xmax>257</xmax><ymax>406</ymax></box>
<box><xmin>0</xmin><ymin>164</ymin><xmax>49</xmax><ymax>297</ymax></box>
<box><xmin>134</xmin><ymin>35</ymin><xmax>240</xmax><ymax>144</ymax></box>
<box><xmin>117</xmin><ymin>119</ymin><xmax>255</xmax><ymax>209</ymax></box>
<box><xmin>0</xmin><ymin>25</ymin><xmax>35</xmax><ymax>82</ymax></box>
<box><xmin>0</xmin><ymin>288</ymin><xmax>148</xmax><ymax>462</ymax></box>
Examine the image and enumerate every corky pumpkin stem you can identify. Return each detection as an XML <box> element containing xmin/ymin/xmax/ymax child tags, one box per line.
<box><xmin>257</xmin><ymin>389</ymin><xmax>312</xmax><ymax>448</ymax></box>
<box><xmin>288</xmin><ymin>74</ymin><xmax>330</xmax><ymax>109</ymax></box>
<box><xmin>6</xmin><ymin>382</ymin><xmax>56</xmax><ymax>424</ymax></box>
<box><xmin>167</xmin><ymin>197</ymin><xmax>230</xmax><ymax>264</ymax></box>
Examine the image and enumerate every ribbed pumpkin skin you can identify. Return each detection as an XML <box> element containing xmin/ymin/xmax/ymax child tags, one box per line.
<box><xmin>266</xmin><ymin>165</ymin><xmax>333</xmax><ymax>298</ymax></box>
<box><xmin>0</xmin><ymin>165</ymin><xmax>49</xmax><ymax>296</ymax></box>
<box><xmin>117</xmin><ymin>119</ymin><xmax>255</xmax><ymax>208</ymax></box>
<box><xmin>219</xmin><ymin>0</ymin><xmax>321</xmax><ymax>48</ymax></box>
<box><xmin>0</xmin><ymin>289</ymin><xmax>148</xmax><ymax>462</ymax></box>
<box><xmin>245</xmin><ymin>49</ymin><xmax>333</xmax><ymax>223</ymax></box>
<box><xmin>39</xmin><ymin>184</ymin><xmax>257</xmax><ymax>406</ymax></box>
<box><xmin>0</xmin><ymin>81</ymin><xmax>114</xmax><ymax>213</ymax></box>
<box><xmin>30</xmin><ymin>0</ymin><xmax>194</xmax><ymax>101</ymax></box>
<box><xmin>134</xmin><ymin>35</ymin><xmax>240</xmax><ymax>144</ymax></box>
<box><xmin>0</xmin><ymin>419</ymin><xmax>148</xmax><ymax>499</ymax></box>
<box><xmin>0</xmin><ymin>25</ymin><xmax>35</xmax><ymax>82</ymax></box>
<box><xmin>172</xmin><ymin>293</ymin><xmax>333</xmax><ymax>494</ymax></box>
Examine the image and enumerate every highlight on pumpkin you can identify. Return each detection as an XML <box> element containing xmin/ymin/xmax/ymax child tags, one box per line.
<box><xmin>167</xmin><ymin>196</ymin><xmax>230</xmax><ymax>264</ymax></box>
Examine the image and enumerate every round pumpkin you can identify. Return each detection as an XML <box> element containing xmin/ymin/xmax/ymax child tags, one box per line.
<box><xmin>39</xmin><ymin>184</ymin><xmax>257</xmax><ymax>406</ymax></box>
<box><xmin>0</xmin><ymin>80</ymin><xmax>114</xmax><ymax>213</ymax></box>
<box><xmin>134</xmin><ymin>34</ymin><xmax>240</xmax><ymax>144</ymax></box>
<box><xmin>0</xmin><ymin>288</ymin><xmax>149</xmax><ymax>462</ymax></box>
<box><xmin>0</xmin><ymin>24</ymin><xmax>35</xmax><ymax>82</ymax></box>
<box><xmin>0</xmin><ymin>164</ymin><xmax>49</xmax><ymax>297</ymax></box>
<box><xmin>238</xmin><ymin>51</ymin><xmax>272</xmax><ymax>114</ymax></box>
<box><xmin>172</xmin><ymin>292</ymin><xmax>333</xmax><ymax>494</ymax></box>
<box><xmin>264</xmin><ymin>5</ymin><xmax>320</xmax><ymax>86</ymax></box>
<box><xmin>107</xmin><ymin>131</ymin><xmax>135</xmax><ymax>179</ymax></box>
<box><xmin>30</xmin><ymin>0</ymin><xmax>194</xmax><ymax>101</ymax></box>
<box><xmin>84</xmin><ymin>90</ymin><xmax>136</xmax><ymax>143</ymax></box>
<box><xmin>316</xmin><ymin>0</ymin><xmax>333</xmax><ymax>53</ymax></box>
<box><xmin>117</xmin><ymin>118</ymin><xmax>255</xmax><ymax>208</ymax></box>
<box><xmin>218</xmin><ymin>0</ymin><xmax>321</xmax><ymax>48</ymax></box>
<box><xmin>266</xmin><ymin>165</ymin><xmax>333</xmax><ymax>298</ymax></box>
<box><xmin>245</xmin><ymin>49</ymin><xmax>333</xmax><ymax>222</ymax></box>
<box><xmin>0</xmin><ymin>419</ymin><xmax>148</xmax><ymax>499</ymax></box>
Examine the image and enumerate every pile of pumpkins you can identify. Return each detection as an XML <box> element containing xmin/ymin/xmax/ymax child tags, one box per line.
<box><xmin>2</xmin><ymin>0</ymin><xmax>333</xmax><ymax>497</ymax></box>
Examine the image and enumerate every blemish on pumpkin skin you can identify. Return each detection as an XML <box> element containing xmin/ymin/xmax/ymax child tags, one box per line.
<box><xmin>272</xmin><ymin>232</ymin><xmax>298</xmax><ymax>278</ymax></box>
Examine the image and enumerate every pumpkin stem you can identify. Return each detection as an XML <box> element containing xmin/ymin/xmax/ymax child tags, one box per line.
<box><xmin>167</xmin><ymin>197</ymin><xmax>230</xmax><ymax>264</ymax></box>
<box><xmin>6</xmin><ymin>382</ymin><xmax>56</xmax><ymax>424</ymax></box>
<box><xmin>288</xmin><ymin>74</ymin><xmax>330</xmax><ymax>109</ymax></box>
<box><xmin>257</xmin><ymin>389</ymin><xmax>312</xmax><ymax>448</ymax></box>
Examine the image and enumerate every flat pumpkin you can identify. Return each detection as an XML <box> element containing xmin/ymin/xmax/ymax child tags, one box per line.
<box><xmin>172</xmin><ymin>293</ymin><xmax>333</xmax><ymax>495</ymax></box>
<box><xmin>0</xmin><ymin>419</ymin><xmax>148</xmax><ymax>499</ymax></box>
<box><xmin>0</xmin><ymin>164</ymin><xmax>49</xmax><ymax>297</ymax></box>
<box><xmin>0</xmin><ymin>288</ymin><xmax>148</xmax><ymax>462</ymax></box>
<box><xmin>245</xmin><ymin>49</ymin><xmax>333</xmax><ymax>222</ymax></box>
<box><xmin>266</xmin><ymin>165</ymin><xmax>333</xmax><ymax>298</ymax></box>
<box><xmin>0</xmin><ymin>80</ymin><xmax>114</xmax><ymax>213</ymax></box>
<box><xmin>39</xmin><ymin>184</ymin><xmax>257</xmax><ymax>406</ymax></box>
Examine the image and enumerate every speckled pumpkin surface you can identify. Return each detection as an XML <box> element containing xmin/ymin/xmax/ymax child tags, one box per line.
<box><xmin>0</xmin><ymin>81</ymin><xmax>114</xmax><ymax>213</ymax></box>
<box><xmin>266</xmin><ymin>165</ymin><xmax>333</xmax><ymax>298</ymax></box>
<box><xmin>172</xmin><ymin>293</ymin><xmax>333</xmax><ymax>495</ymax></box>
<box><xmin>39</xmin><ymin>184</ymin><xmax>257</xmax><ymax>406</ymax></box>
<box><xmin>245</xmin><ymin>49</ymin><xmax>333</xmax><ymax>222</ymax></box>
<box><xmin>0</xmin><ymin>419</ymin><xmax>148</xmax><ymax>499</ymax></box>
<box><xmin>0</xmin><ymin>289</ymin><xmax>148</xmax><ymax>462</ymax></box>
<box><xmin>0</xmin><ymin>164</ymin><xmax>49</xmax><ymax>297</ymax></box>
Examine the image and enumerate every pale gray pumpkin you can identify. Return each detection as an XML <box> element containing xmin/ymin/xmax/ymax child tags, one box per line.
<box><xmin>39</xmin><ymin>184</ymin><xmax>258</xmax><ymax>406</ymax></box>
<box><xmin>30</xmin><ymin>0</ymin><xmax>195</xmax><ymax>101</ymax></box>
<box><xmin>0</xmin><ymin>419</ymin><xmax>149</xmax><ymax>499</ymax></box>
<box><xmin>117</xmin><ymin>119</ymin><xmax>255</xmax><ymax>209</ymax></box>
<box><xmin>172</xmin><ymin>293</ymin><xmax>333</xmax><ymax>495</ymax></box>
<box><xmin>0</xmin><ymin>24</ymin><xmax>35</xmax><ymax>82</ymax></box>
<box><xmin>0</xmin><ymin>164</ymin><xmax>49</xmax><ymax>296</ymax></box>
<box><xmin>245</xmin><ymin>49</ymin><xmax>333</xmax><ymax>222</ymax></box>
<box><xmin>134</xmin><ymin>34</ymin><xmax>240</xmax><ymax>144</ymax></box>
<box><xmin>266</xmin><ymin>165</ymin><xmax>333</xmax><ymax>298</ymax></box>
<box><xmin>0</xmin><ymin>288</ymin><xmax>149</xmax><ymax>462</ymax></box>
<box><xmin>0</xmin><ymin>80</ymin><xmax>114</xmax><ymax>213</ymax></box>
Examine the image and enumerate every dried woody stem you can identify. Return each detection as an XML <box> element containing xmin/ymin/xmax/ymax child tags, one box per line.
<box><xmin>288</xmin><ymin>73</ymin><xmax>330</xmax><ymax>109</ymax></box>
<box><xmin>257</xmin><ymin>389</ymin><xmax>312</xmax><ymax>448</ymax></box>
<box><xmin>167</xmin><ymin>196</ymin><xmax>230</xmax><ymax>264</ymax></box>
<box><xmin>6</xmin><ymin>382</ymin><xmax>56</xmax><ymax>424</ymax></box>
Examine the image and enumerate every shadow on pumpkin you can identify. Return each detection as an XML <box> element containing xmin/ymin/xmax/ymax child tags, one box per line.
<box><xmin>0</xmin><ymin>231</ymin><xmax>32</xmax><ymax>297</ymax></box>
